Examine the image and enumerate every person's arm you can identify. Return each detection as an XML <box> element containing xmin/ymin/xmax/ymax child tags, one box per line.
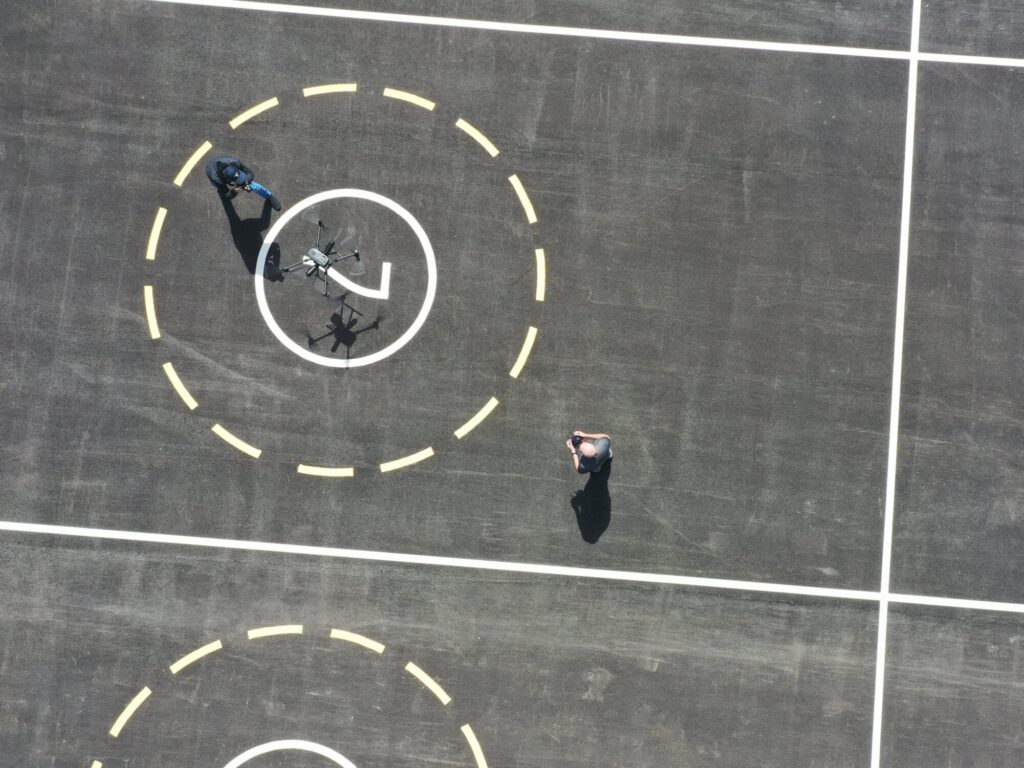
<box><xmin>573</xmin><ymin>431</ymin><xmax>609</xmax><ymax>440</ymax></box>
<box><xmin>566</xmin><ymin>438</ymin><xmax>581</xmax><ymax>472</ymax></box>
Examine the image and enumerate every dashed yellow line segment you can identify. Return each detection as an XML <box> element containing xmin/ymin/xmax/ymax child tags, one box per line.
<box><xmin>508</xmin><ymin>174</ymin><xmax>537</xmax><ymax>223</ymax></box>
<box><xmin>247</xmin><ymin>625</ymin><xmax>303</xmax><ymax>639</ymax></box>
<box><xmin>211</xmin><ymin>424</ymin><xmax>262</xmax><ymax>459</ymax></box>
<box><xmin>173</xmin><ymin>140</ymin><xmax>212</xmax><ymax>186</ymax></box>
<box><xmin>143</xmin><ymin>286</ymin><xmax>160</xmax><ymax>340</ymax></box>
<box><xmin>455</xmin><ymin>118</ymin><xmax>500</xmax><ymax>157</ymax></box>
<box><xmin>162</xmin><ymin>362</ymin><xmax>199</xmax><ymax>411</ymax></box>
<box><xmin>297</xmin><ymin>464</ymin><xmax>355</xmax><ymax>478</ymax></box>
<box><xmin>380</xmin><ymin>446</ymin><xmax>434</xmax><ymax>473</ymax></box>
<box><xmin>303</xmin><ymin>83</ymin><xmax>358</xmax><ymax>96</ymax></box>
<box><xmin>509</xmin><ymin>326</ymin><xmax>538</xmax><ymax>379</ymax></box>
<box><xmin>90</xmin><ymin>761</ymin><xmax>102</xmax><ymax>768</ymax></box>
<box><xmin>534</xmin><ymin>248</ymin><xmax>546</xmax><ymax>301</ymax></box>
<box><xmin>382</xmin><ymin>87</ymin><xmax>436</xmax><ymax>111</ymax></box>
<box><xmin>109</xmin><ymin>686</ymin><xmax>152</xmax><ymax>738</ymax></box>
<box><xmin>146</xmin><ymin>207</ymin><xmax>167</xmax><ymax>261</ymax></box>
<box><xmin>169</xmin><ymin>639</ymin><xmax>222</xmax><ymax>674</ymax></box>
<box><xmin>329</xmin><ymin>629</ymin><xmax>385</xmax><ymax>654</ymax></box>
<box><xmin>454</xmin><ymin>397</ymin><xmax>499</xmax><ymax>439</ymax></box>
<box><xmin>229</xmin><ymin>97</ymin><xmax>280</xmax><ymax>129</ymax></box>
<box><xmin>461</xmin><ymin>724</ymin><xmax>489</xmax><ymax>768</ymax></box>
<box><xmin>405</xmin><ymin>662</ymin><xmax>452</xmax><ymax>705</ymax></box>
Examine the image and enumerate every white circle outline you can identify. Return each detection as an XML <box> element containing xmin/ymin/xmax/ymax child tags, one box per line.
<box><xmin>222</xmin><ymin>739</ymin><xmax>359</xmax><ymax>768</ymax></box>
<box><xmin>255</xmin><ymin>189</ymin><xmax>437</xmax><ymax>368</ymax></box>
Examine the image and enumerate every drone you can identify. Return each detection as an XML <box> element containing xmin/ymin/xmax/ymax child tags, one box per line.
<box><xmin>281</xmin><ymin>220</ymin><xmax>362</xmax><ymax>297</ymax></box>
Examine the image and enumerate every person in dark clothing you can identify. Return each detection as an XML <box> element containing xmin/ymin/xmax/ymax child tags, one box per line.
<box><xmin>206</xmin><ymin>156</ymin><xmax>254</xmax><ymax>199</ymax></box>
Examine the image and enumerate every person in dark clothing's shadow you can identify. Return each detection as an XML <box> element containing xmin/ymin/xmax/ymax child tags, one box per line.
<box><xmin>570</xmin><ymin>458</ymin><xmax>612</xmax><ymax>543</ymax></box>
<box><xmin>219</xmin><ymin>195</ymin><xmax>283</xmax><ymax>280</ymax></box>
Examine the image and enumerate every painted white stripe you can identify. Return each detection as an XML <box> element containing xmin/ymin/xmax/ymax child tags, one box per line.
<box><xmin>148</xmin><ymin>0</ymin><xmax>1024</xmax><ymax>70</ymax></box>
<box><xmin>211</xmin><ymin>424</ymin><xmax>262</xmax><ymax>459</ymax></box>
<box><xmin>455</xmin><ymin>118</ymin><xmax>500</xmax><ymax>157</ymax></box>
<box><xmin>534</xmin><ymin>248</ymin><xmax>546</xmax><ymax>301</ymax></box>
<box><xmin>919</xmin><ymin>51</ymin><xmax>1024</xmax><ymax>69</ymax></box>
<box><xmin>162</xmin><ymin>362</ymin><xmax>199</xmax><ymax>411</ymax></box>
<box><xmin>109</xmin><ymin>686</ymin><xmax>151</xmax><ymax>737</ymax></box>
<box><xmin>380</xmin><ymin>447</ymin><xmax>435</xmax><ymax>472</ymax></box>
<box><xmin>90</xmin><ymin>762</ymin><xmax>102</xmax><ymax>768</ymax></box>
<box><xmin>329</xmin><ymin>629</ymin><xmax>385</xmax><ymax>653</ymax></box>
<box><xmin>454</xmin><ymin>397</ymin><xmax>499</xmax><ymax>439</ymax></box>
<box><xmin>148</xmin><ymin>0</ymin><xmax>911</xmax><ymax>62</ymax></box>
<box><xmin>296</xmin><ymin>464</ymin><xmax>355</xmax><ymax>477</ymax></box>
<box><xmin>169</xmin><ymin>639</ymin><xmax>222</xmax><ymax>674</ymax></box>
<box><xmin>871</xmin><ymin>5</ymin><xmax>920</xmax><ymax>768</ymax></box>
<box><xmin>247</xmin><ymin>625</ymin><xmax>303</xmax><ymax>639</ymax></box>
<box><xmin>173</xmin><ymin>140</ymin><xmax>212</xmax><ymax>186</ymax></box>
<box><xmin>405</xmin><ymin>661</ymin><xmax>452</xmax><ymax>704</ymax></box>
<box><xmin>460</xmin><ymin>724</ymin><xmax>489</xmax><ymax>768</ymax></box>
<box><xmin>144</xmin><ymin>286</ymin><xmax>161</xmax><ymax>340</ymax></box>
<box><xmin>146</xmin><ymin>207</ymin><xmax>167</xmax><ymax>261</ymax></box>
<box><xmin>0</xmin><ymin>520</ymin><xmax>887</xmax><ymax>602</ymax></box>
<box><xmin>382</xmin><ymin>87</ymin><xmax>435</xmax><ymax>111</ymax></box>
<box><xmin>508</xmin><ymin>326</ymin><xmax>538</xmax><ymax>379</ymax></box>
<box><xmin>508</xmin><ymin>174</ymin><xmax>537</xmax><ymax>223</ymax></box>
<box><xmin>229</xmin><ymin>96</ymin><xmax>280</xmax><ymax>128</ymax></box>
<box><xmin>303</xmin><ymin>83</ymin><xmax>357</xmax><ymax>96</ymax></box>
<box><xmin>222</xmin><ymin>740</ymin><xmax>358</xmax><ymax>768</ymax></box>
<box><xmin>7</xmin><ymin>521</ymin><xmax>1024</xmax><ymax>616</ymax></box>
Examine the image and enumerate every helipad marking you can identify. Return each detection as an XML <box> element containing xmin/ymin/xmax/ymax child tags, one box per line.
<box><xmin>382</xmin><ymin>87</ymin><xmax>436</xmax><ymax>111</ymax></box>
<box><xmin>460</xmin><ymin>724</ymin><xmax>489</xmax><ymax>768</ymax></box>
<box><xmin>508</xmin><ymin>326</ymin><xmax>538</xmax><ymax>379</ymax></box>
<box><xmin>173</xmin><ymin>140</ymin><xmax>212</xmax><ymax>186</ymax></box>
<box><xmin>297</xmin><ymin>464</ymin><xmax>355</xmax><ymax>478</ymax></box>
<box><xmin>454</xmin><ymin>397</ymin><xmax>499</xmax><ymax>439</ymax></box>
<box><xmin>455</xmin><ymin>118</ymin><xmax>499</xmax><ymax>157</ymax></box>
<box><xmin>211</xmin><ymin>424</ymin><xmax>262</xmax><ymax>459</ymax></box>
<box><xmin>222</xmin><ymin>740</ymin><xmax>360</xmax><ymax>768</ymax></box>
<box><xmin>109</xmin><ymin>686</ymin><xmax>151</xmax><ymax>738</ymax></box>
<box><xmin>508</xmin><ymin>174</ymin><xmax>537</xmax><ymax>223</ymax></box>
<box><xmin>162</xmin><ymin>362</ymin><xmax>199</xmax><ymax>411</ymax></box>
<box><xmin>405</xmin><ymin>662</ymin><xmax>452</xmax><ymax>705</ymax></box>
<box><xmin>229</xmin><ymin>97</ymin><xmax>280</xmax><ymax>128</ymax></box>
<box><xmin>146</xmin><ymin>207</ymin><xmax>167</xmax><ymax>261</ymax></box>
<box><xmin>90</xmin><ymin>762</ymin><xmax>102</xmax><ymax>768</ymax></box>
<box><xmin>247</xmin><ymin>624</ymin><xmax>302</xmax><ymax>639</ymax></box>
<box><xmin>330</xmin><ymin>629</ymin><xmax>385</xmax><ymax>654</ymax></box>
<box><xmin>143</xmin><ymin>286</ymin><xmax>161</xmax><ymax>339</ymax></box>
<box><xmin>169</xmin><ymin>639</ymin><xmax>222</xmax><ymax>674</ymax></box>
<box><xmin>303</xmin><ymin>83</ymin><xmax>358</xmax><ymax>96</ymax></box>
<box><xmin>255</xmin><ymin>189</ymin><xmax>437</xmax><ymax>369</ymax></box>
<box><xmin>534</xmin><ymin>248</ymin><xmax>546</xmax><ymax>301</ymax></box>
<box><xmin>380</xmin><ymin>447</ymin><xmax>434</xmax><ymax>473</ymax></box>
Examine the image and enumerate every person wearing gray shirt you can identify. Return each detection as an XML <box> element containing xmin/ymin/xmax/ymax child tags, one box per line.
<box><xmin>566</xmin><ymin>430</ymin><xmax>612</xmax><ymax>474</ymax></box>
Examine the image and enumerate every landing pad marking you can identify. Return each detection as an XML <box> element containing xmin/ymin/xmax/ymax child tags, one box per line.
<box><xmin>173</xmin><ymin>140</ymin><xmax>211</xmax><ymax>186</ymax></box>
<box><xmin>222</xmin><ymin>740</ymin><xmax>359</xmax><ymax>768</ymax></box>
<box><xmin>229</xmin><ymin>97</ymin><xmax>280</xmax><ymax>129</ymax></box>
<box><xmin>255</xmin><ymin>189</ymin><xmax>436</xmax><ymax>369</ymax></box>
<box><xmin>211</xmin><ymin>424</ymin><xmax>262</xmax><ymax>459</ymax></box>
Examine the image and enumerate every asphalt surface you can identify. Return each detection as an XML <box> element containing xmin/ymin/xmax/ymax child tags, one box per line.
<box><xmin>1</xmin><ymin>2</ymin><xmax>1023</xmax><ymax>767</ymax></box>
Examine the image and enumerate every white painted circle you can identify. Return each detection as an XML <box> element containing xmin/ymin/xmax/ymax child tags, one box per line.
<box><xmin>255</xmin><ymin>189</ymin><xmax>437</xmax><ymax>368</ymax></box>
<box><xmin>222</xmin><ymin>739</ymin><xmax>359</xmax><ymax>768</ymax></box>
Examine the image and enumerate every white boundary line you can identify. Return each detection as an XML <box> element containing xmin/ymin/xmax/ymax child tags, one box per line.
<box><xmin>147</xmin><ymin>0</ymin><xmax>1024</xmax><ymax>68</ymax></box>
<box><xmin>870</xmin><ymin>3</ymin><xmax>921</xmax><ymax>767</ymax></box>
<box><xmin>4</xmin><ymin>520</ymin><xmax>1024</xmax><ymax>615</ymax></box>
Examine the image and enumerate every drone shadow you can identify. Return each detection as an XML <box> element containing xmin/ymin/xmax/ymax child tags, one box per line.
<box><xmin>219</xmin><ymin>195</ymin><xmax>283</xmax><ymax>280</ymax></box>
<box><xmin>307</xmin><ymin>297</ymin><xmax>381</xmax><ymax>358</ymax></box>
